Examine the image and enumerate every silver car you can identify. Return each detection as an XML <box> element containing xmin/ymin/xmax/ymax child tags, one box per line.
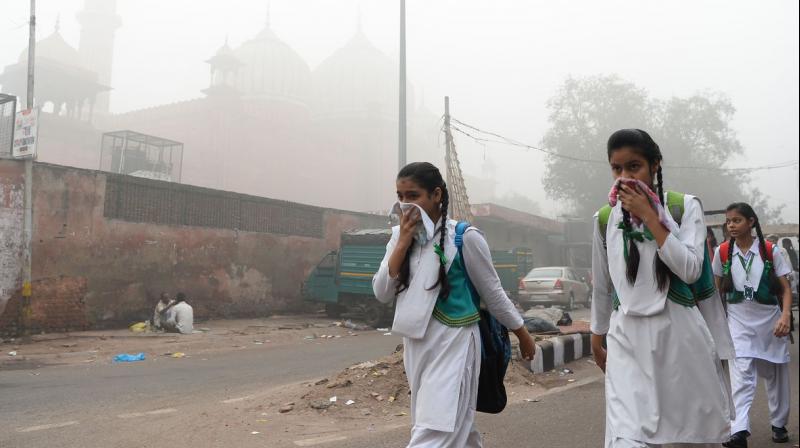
<box><xmin>518</xmin><ymin>266</ymin><xmax>591</xmax><ymax>310</ymax></box>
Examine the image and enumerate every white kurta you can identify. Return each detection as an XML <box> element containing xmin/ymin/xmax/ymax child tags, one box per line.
<box><xmin>373</xmin><ymin>220</ymin><xmax>523</xmax><ymax>447</ymax></box>
<box><xmin>712</xmin><ymin>240</ymin><xmax>792</xmax><ymax>434</ymax></box>
<box><xmin>591</xmin><ymin>195</ymin><xmax>732</xmax><ymax>446</ymax></box>
<box><xmin>711</xmin><ymin>242</ymin><xmax>791</xmax><ymax>363</ymax></box>
<box><xmin>164</xmin><ymin>302</ymin><xmax>194</xmax><ymax>334</ymax></box>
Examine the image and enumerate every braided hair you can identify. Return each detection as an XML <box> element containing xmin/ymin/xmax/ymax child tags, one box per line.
<box><xmin>394</xmin><ymin>162</ymin><xmax>451</xmax><ymax>300</ymax></box>
<box><xmin>720</xmin><ymin>203</ymin><xmax>784</xmax><ymax>296</ymax></box>
<box><xmin>607</xmin><ymin>129</ymin><xmax>670</xmax><ymax>291</ymax></box>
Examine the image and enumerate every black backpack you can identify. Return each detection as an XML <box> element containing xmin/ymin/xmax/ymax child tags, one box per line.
<box><xmin>455</xmin><ymin>222</ymin><xmax>511</xmax><ymax>414</ymax></box>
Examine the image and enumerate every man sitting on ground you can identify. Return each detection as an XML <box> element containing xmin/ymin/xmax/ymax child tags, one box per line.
<box><xmin>152</xmin><ymin>292</ymin><xmax>173</xmax><ymax>331</ymax></box>
<box><xmin>161</xmin><ymin>292</ymin><xmax>194</xmax><ymax>334</ymax></box>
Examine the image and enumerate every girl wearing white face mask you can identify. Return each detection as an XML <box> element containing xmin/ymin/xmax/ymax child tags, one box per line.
<box><xmin>373</xmin><ymin>162</ymin><xmax>536</xmax><ymax>448</ymax></box>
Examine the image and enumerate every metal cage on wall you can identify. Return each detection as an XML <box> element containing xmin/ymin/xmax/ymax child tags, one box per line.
<box><xmin>99</xmin><ymin>130</ymin><xmax>183</xmax><ymax>183</ymax></box>
<box><xmin>0</xmin><ymin>93</ymin><xmax>16</xmax><ymax>159</ymax></box>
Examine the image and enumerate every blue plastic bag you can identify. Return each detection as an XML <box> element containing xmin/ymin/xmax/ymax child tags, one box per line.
<box><xmin>113</xmin><ymin>352</ymin><xmax>146</xmax><ymax>363</ymax></box>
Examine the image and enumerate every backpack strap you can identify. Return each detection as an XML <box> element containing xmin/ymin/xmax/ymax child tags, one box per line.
<box><xmin>455</xmin><ymin>221</ymin><xmax>471</xmax><ymax>252</ymax></box>
<box><xmin>598</xmin><ymin>205</ymin><xmax>612</xmax><ymax>247</ymax></box>
<box><xmin>764</xmin><ymin>241</ymin><xmax>775</xmax><ymax>263</ymax></box>
<box><xmin>720</xmin><ymin>240</ymin><xmax>775</xmax><ymax>265</ymax></box>
<box><xmin>665</xmin><ymin>191</ymin><xmax>685</xmax><ymax>225</ymax></box>
<box><xmin>719</xmin><ymin>241</ymin><xmax>730</xmax><ymax>266</ymax></box>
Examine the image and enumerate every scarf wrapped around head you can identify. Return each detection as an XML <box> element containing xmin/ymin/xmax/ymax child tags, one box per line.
<box><xmin>608</xmin><ymin>178</ymin><xmax>671</xmax><ymax>229</ymax></box>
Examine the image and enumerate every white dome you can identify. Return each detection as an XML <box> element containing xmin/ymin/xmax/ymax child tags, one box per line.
<box><xmin>19</xmin><ymin>30</ymin><xmax>87</xmax><ymax>70</ymax></box>
<box><xmin>312</xmin><ymin>31</ymin><xmax>397</xmax><ymax>118</ymax></box>
<box><xmin>233</xmin><ymin>26</ymin><xmax>311</xmax><ymax>104</ymax></box>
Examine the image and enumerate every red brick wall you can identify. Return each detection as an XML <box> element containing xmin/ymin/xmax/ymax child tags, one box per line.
<box><xmin>0</xmin><ymin>160</ymin><xmax>24</xmax><ymax>325</ymax></box>
<box><xmin>0</xmin><ymin>161</ymin><xmax>387</xmax><ymax>335</ymax></box>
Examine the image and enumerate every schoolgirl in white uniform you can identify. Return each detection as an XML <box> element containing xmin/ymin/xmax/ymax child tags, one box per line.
<box><xmin>713</xmin><ymin>202</ymin><xmax>793</xmax><ymax>447</ymax></box>
<box><xmin>592</xmin><ymin>129</ymin><xmax>734</xmax><ymax>448</ymax></box>
<box><xmin>372</xmin><ymin>162</ymin><xmax>536</xmax><ymax>448</ymax></box>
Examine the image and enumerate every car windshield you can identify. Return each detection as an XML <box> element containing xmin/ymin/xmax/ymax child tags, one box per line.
<box><xmin>525</xmin><ymin>268</ymin><xmax>563</xmax><ymax>279</ymax></box>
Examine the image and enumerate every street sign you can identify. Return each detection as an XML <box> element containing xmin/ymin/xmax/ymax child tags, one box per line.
<box><xmin>0</xmin><ymin>94</ymin><xmax>15</xmax><ymax>159</ymax></box>
<box><xmin>12</xmin><ymin>108</ymin><xmax>38</xmax><ymax>159</ymax></box>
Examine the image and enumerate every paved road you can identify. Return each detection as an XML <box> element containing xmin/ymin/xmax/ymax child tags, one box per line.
<box><xmin>0</xmin><ymin>331</ymin><xmax>404</xmax><ymax>446</ymax></box>
<box><xmin>325</xmin><ymin>321</ymin><xmax>800</xmax><ymax>448</ymax></box>
<box><xmin>2</xmin><ymin>308</ymin><xmax>797</xmax><ymax>447</ymax></box>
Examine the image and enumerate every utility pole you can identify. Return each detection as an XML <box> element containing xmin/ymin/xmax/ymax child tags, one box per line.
<box><xmin>442</xmin><ymin>96</ymin><xmax>473</xmax><ymax>222</ymax></box>
<box><xmin>398</xmin><ymin>0</ymin><xmax>407</xmax><ymax>169</ymax></box>
<box><xmin>21</xmin><ymin>0</ymin><xmax>36</xmax><ymax>339</ymax></box>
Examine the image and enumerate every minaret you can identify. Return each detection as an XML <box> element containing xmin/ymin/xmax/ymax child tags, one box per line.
<box><xmin>76</xmin><ymin>0</ymin><xmax>121</xmax><ymax>115</ymax></box>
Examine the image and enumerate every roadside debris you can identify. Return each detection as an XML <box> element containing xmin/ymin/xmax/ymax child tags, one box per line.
<box><xmin>556</xmin><ymin>312</ymin><xmax>573</xmax><ymax>326</ymax></box>
<box><xmin>113</xmin><ymin>352</ymin><xmax>146</xmax><ymax>363</ymax></box>
<box><xmin>343</xmin><ymin>320</ymin><xmax>372</xmax><ymax>331</ymax></box>
<box><xmin>523</xmin><ymin>317</ymin><xmax>559</xmax><ymax>334</ymax></box>
<box><xmin>129</xmin><ymin>322</ymin><xmax>148</xmax><ymax>333</ymax></box>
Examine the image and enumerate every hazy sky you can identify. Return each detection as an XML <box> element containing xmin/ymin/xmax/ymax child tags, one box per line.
<box><xmin>1</xmin><ymin>0</ymin><xmax>798</xmax><ymax>221</ymax></box>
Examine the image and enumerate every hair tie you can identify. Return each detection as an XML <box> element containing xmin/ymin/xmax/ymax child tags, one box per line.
<box><xmin>433</xmin><ymin>244</ymin><xmax>447</xmax><ymax>266</ymax></box>
<box><xmin>722</xmin><ymin>260</ymin><xmax>732</xmax><ymax>276</ymax></box>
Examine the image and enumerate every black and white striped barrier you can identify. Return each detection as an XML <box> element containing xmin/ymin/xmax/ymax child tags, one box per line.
<box><xmin>521</xmin><ymin>333</ymin><xmax>593</xmax><ymax>374</ymax></box>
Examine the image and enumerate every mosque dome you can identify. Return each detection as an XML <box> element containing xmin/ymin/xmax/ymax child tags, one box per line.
<box><xmin>233</xmin><ymin>25</ymin><xmax>311</xmax><ymax>104</ymax></box>
<box><xmin>312</xmin><ymin>30</ymin><xmax>396</xmax><ymax>118</ymax></box>
<box><xmin>19</xmin><ymin>27</ymin><xmax>87</xmax><ymax>71</ymax></box>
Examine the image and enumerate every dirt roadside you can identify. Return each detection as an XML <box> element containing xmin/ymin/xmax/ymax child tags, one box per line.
<box><xmin>0</xmin><ymin>314</ymin><xmax>380</xmax><ymax>370</ymax></box>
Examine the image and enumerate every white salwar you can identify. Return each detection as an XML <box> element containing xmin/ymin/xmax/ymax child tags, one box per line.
<box><xmin>373</xmin><ymin>219</ymin><xmax>523</xmax><ymax>448</ymax></box>
<box><xmin>592</xmin><ymin>195</ymin><xmax>734</xmax><ymax>448</ymax></box>
<box><xmin>712</xmin><ymin>242</ymin><xmax>792</xmax><ymax>435</ymax></box>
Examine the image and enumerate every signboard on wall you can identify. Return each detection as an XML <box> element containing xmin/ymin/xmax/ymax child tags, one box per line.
<box><xmin>12</xmin><ymin>108</ymin><xmax>38</xmax><ymax>159</ymax></box>
<box><xmin>0</xmin><ymin>94</ymin><xmax>15</xmax><ymax>159</ymax></box>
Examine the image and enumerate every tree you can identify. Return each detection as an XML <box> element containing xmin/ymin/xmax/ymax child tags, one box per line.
<box><xmin>541</xmin><ymin>75</ymin><xmax>781</xmax><ymax>222</ymax></box>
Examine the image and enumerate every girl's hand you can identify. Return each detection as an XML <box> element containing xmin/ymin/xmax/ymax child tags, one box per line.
<box><xmin>591</xmin><ymin>333</ymin><xmax>607</xmax><ymax>373</ymax></box>
<box><xmin>397</xmin><ymin>206</ymin><xmax>421</xmax><ymax>247</ymax></box>
<box><xmin>618</xmin><ymin>184</ymin><xmax>657</xmax><ymax>222</ymax></box>
<box><xmin>774</xmin><ymin>313</ymin><xmax>791</xmax><ymax>338</ymax></box>
<box><xmin>515</xmin><ymin>329</ymin><xmax>536</xmax><ymax>361</ymax></box>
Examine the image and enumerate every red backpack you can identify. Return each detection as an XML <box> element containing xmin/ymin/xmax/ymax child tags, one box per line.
<box><xmin>718</xmin><ymin>240</ymin><xmax>774</xmax><ymax>266</ymax></box>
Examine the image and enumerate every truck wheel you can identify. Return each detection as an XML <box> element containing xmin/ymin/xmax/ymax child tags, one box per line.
<box><xmin>325</xmin><ymin>303</ymin><xmax>343</xmax><ymax>318</ymax></box>
<box><xmin>363</xmin><ymin>303</ymin><xmax>384</xmax><ymax>328</ymax></box>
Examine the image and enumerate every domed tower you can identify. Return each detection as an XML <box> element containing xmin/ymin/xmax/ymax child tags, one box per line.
<box><xmin>0</xmin><ymin>22</ymin><xmax>108</xmax><ymax>121</ymax></box>
<box><xmin>76</xmin><ymin>0</ymin><xmax>121</xmax><ymax>115</ymax></box>
<box><xmin>310</xmin><ymin>27</ymin><xmax>402</xmax><ymax>212</ymax></box>
<box><xmin>202</xmin><ymin>38</ymin><xmax>243</xmax><ymax>97</ymax></box>
<box><xmin>312</xmin><ymin>29</ymin><xmax>397</xmax><ymax>120</ymax></box>
<box><xmin>233</xmin><ymin>19</ymin><xmax>311</xmax><ymax>106</ymax></box>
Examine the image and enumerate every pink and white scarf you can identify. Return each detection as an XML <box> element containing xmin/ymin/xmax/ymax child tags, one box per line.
<box><xmin>608</xmin><ymin>178</ymin><xmax>671</xmax><ymax>229</ymax></box>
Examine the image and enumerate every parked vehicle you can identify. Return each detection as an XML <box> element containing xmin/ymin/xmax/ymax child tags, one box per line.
<box><xmin>490</xmin><ymin>247</ymin><xmax>533</xmax><ymax>301</ymax></box>
<box><xmin>302</xmin><ymin>229</ymin><xmax>394</xmax><ymax>327</ymax></box>
<box><xmin>518</xmin><ymin>266</ymin><xmax>591</xmax><ymax>310</ymax></box>
<box><xmin>302</xmin><ymin>229</ymin><xmax>533</xmax><ymax>326</ymax></box>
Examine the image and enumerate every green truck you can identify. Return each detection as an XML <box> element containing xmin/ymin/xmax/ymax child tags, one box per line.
<box><xmin>302</xmin><ymin>229</ymin><xmax>533</xmax><ymax>327</ymax></box>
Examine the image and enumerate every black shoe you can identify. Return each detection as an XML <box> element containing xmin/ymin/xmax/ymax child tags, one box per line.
<box><xmin>723</xmin><ymin>431</ymin><xmax>749</xmax><ymax>448</ymax></box>
<box><xmin>772</xmin><ymin>426</ymin><xmax>789</xmax><ymax>443</ymax></box>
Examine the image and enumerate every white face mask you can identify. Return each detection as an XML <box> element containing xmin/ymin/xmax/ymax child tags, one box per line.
<box><xmin>389</xmin><ymin>202</ymin><xmax>436</xmax><ymax>246</ymax></box>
